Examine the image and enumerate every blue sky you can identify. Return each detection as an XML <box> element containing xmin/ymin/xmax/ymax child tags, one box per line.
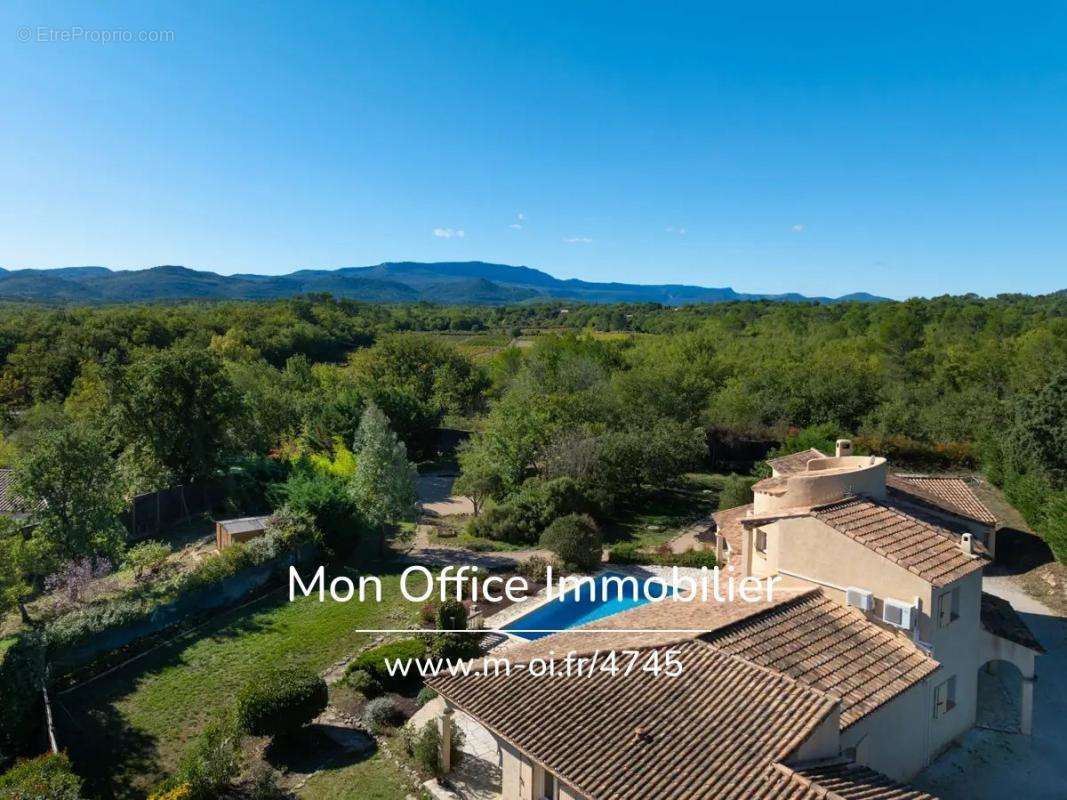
<box><xmin>1</xmin><ymin>2</ymin><xmax>1065</xmax><ymax>298</ymax></box>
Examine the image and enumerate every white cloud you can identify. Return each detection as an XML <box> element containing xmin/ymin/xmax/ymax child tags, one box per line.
<box><xmin>517</xmin><ymin>212</ymin><xmax>525</xmax><ymax>221</ymax></box>
<box><xmin>433</xmin><ymin>227</ymin><xmax>466</xmax><ymax>239</ymax></box>
<box><xmin>509</xmin><ymin>223</ymin><xmax>523</xmax><ymax>230</ymax></box>
<box><xmin>563</xmin><ymin>236</ymin><xmax>593</xmax><ymax>244</ymax></box>
<box><xmin>666</xmin><ymin>225</ymin><xmax>687</xmax><ymax>236</ymax></box>
<box><xmin>791</xmin><ymin>224</ymin><xmax>805</xmax><ymax>233</ymax></box>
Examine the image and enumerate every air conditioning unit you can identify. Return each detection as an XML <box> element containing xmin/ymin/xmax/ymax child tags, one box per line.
<box><xmin>845</xmin><ymin>587</ymin><xmax>874</xmax><ymax>612</ymax></box>
<box><xmin>883</xmin><ymin>598</ymin><xmax>914</xmax><ymax>630</ymax></box>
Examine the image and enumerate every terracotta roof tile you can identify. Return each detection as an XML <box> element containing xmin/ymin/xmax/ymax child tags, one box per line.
<box><xmin>813</xmin><ymin>497</ymin><xmax>986</xmax><ymax>587</ymax></box>
<box><xmin>701</xmin><ymin>592</ymin><xmax>940</xmax><ymax>728</ymax></box>
<box><xmin>766</xmin><ymin>762</ymin><xmax>939</xmax><ymax>799</ymax></box>
<box><xmin>431</xmin><ymin>641</ymin><xmax>839</xmax><ymax>800</ymax></box>
<box><xmin>768</xmin><ymin>449</ymin><xmax>827</xmax><ymax>476</ymax></box>
<box><xmin>886</xmin><ymin>475</ymin><xmax>997</xmax><ymax>527</ymax></box>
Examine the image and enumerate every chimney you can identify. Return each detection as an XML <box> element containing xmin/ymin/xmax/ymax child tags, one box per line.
<box><xmin>835</xmin><ymin>439</ymin><xmax>853</xmax><ymax>458</ymax></box>
<box><xmin>960</xmin><ymin>533</ymin><xmax>974</xmax><ymax>555</ymax></box>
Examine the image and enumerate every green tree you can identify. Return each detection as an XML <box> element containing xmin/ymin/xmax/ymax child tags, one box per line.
<box><xmin>349</xmin><ymin>403</ymin><xmax>417</xmax><ymax>555</ymax></box>
<box><xmin>0</xmin><ymin>518</ymin><xmax>38</xmax><ymax>624</ymax></box>
<box><xmin>1009</xmin><ymin>369</ymin><xmax>1067</xmax><ymax>483</ymax></box>
<box><xmin>109</xmin><ymin>347</ymin><xmax>241</xmax><ymax>483</ymax></box>
<box><xmin>454</xmin><ymin>437</ymin><xmax>504</xmax><ymax>515</ymax></box>
<box><xmin>348</xmin><ymin>334</ymin><xmax>488</xmax><ymax>417</ymax></box>
<box><xmin>539</xmin><ymin>513</ymin><xmax>603</xmax><ymax>571</ymax></box>
<box><xmin>12</xmin><ymin>424</ymin><xmax>125</xmax><ymax>562</ymax></box>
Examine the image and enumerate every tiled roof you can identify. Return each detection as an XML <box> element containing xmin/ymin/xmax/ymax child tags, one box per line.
<box><xmin>696</xmin><ymin>503</ymin><xmax>750</xmax><ymax>570</ymax></box>
<box><xmin>813</xmin><ymin>497</ymin><xmax>986</xmax><ymax>587</ymax></box>
<box><xmin>0</xmin><ymin>468</ymin><xmax>41</xmax><ymax>515</ymax></box>
<box><xmin>887</xmin><ymin>475</ymin><xmax>997</xmax><ymax>527</ymax></box>
<box><xmin>702</xmin><ymin>591</ymin><xmax>940</xmax><ymax>728</ymax></box>
<box><xmin>217</xmin><ymin>515</ymin><xmax>270</xmax><ymax>534</ymax></box>
<box><xmin>768</xmin><ymin>448</ymin><xmax>826</xmax><ymax>476</ymax></box>
<box><xmin>766</xmin><ymin>763</ymin><xmax>939</xmax><ymax>800</ymax></box>
<box><xmin>431</xmin><ymin>641</ymin><xmax>839</xmax><ymax>800</ymax></box>
<box><xmin>980</xmin><ymin>591</ymin><xmax>1046</xmax><ymax>654</ymax></box>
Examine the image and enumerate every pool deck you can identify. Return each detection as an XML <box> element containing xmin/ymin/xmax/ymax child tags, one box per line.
<box><xmin>480</xmin><ymin>564</ymin><xmax>714</xmax><ymax>643</ymax></box>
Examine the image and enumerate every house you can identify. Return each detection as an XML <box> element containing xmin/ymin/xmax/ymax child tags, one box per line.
<box><xmin>429</xmin><ymin>588</ymin><xmax>942</xmax><ymax>799</ymax></box>
<box><xmin>425</xmin><ymin>441</ymin><xmax>1043</xmax><ymax>799</ymax></box>
<box><xmin>0</xmin><ymin>467</ymin><xmax>43</xmax><ymax>523</ymax></box>
<box><xmin>215</xmin><ymin>515</ymin><xmax>270</xmax><ymax>550</ymax></box>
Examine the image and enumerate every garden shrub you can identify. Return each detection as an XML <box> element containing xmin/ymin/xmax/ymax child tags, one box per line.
<box><xmin>350</xmin><ymin>639</ymin><xmax>426</xmax><ymax>691</ymax></box>
<box><xmin>436</xmin><ymin>599</ymin><xmax>467</xmax><ymax>631</ymax></box>
<box><xmin>607</xmin><ymin>543</ymin><xmax>717</xmax><ymax>569</ymax></box>
<box><xmin>235</xmin><ymin>666</ymin><xmax>328</xmax><ymax>738</ymax></box>
<box><xmin>342</xmin><ymin>668</ymin><xmax>383</xmax><ymax>699</ymax></box>
<box><xmin>539</xmin><ymin>513</ymin><xmax>602</xmax><ymax>571</ymax></box>
<box><xmin>270</xmin><ymin>467</ymin><xmax>363</xmax><ymax>552</ymax></box>
<box><xmin>605</xmin><ymin>541</ymin><xmax>643</xmax><ymax>565</ymax></box>
<box><xmin>663</xmin><ymin>549</ymin><xmax>719</xmax><ymax>569</ymax></box>
<box><xmin>175</xmin><ymin>713</ymin><xmax>243</xmax><ymax>800</ymax></box>
<box><xmin>362</xmin><ymin>696</ymin><xmax>406</xmax><ymax>733</ymax></box>
<box><xmin>125</xmin><ymin>540</ymin><xmax>171</xmax><ymax>582</ymax></box>
<box><xmin>0</xmin><ymin>753</ymin><xmax>82</xmax><ymax>800</ymax></box>
<box><xmin>517</xmin><ymin>555</ymin><xmax>553</xmax><ymax>584</ymax></box>
<box><xmin>416</xmin><ymin>687</ymin><xmax>438</xmax><ymax>707</ymax></box>
<box><xmin>147</xmin><ymin>784</ymin><xmax>192</xmax><ymax>800</ymax></box>
<box><xmin>405</xmin><ymin>719</ymin><xmax>465</xmax><ymax>777</ymax></box>
<box><xmin>467</xmin><ymin>477</ymin><xmax>588</xmax><ymax>545</ymax></box>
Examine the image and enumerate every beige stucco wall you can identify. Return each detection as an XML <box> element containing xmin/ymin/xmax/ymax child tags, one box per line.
<box><xmin>925</xmin><ymin>573</ymin><xmax>983</xmax><ymax>751</ymax></box>
<box><xmin>755</xmin><ymin>456</ymin><xmax>887</xmax><ymax>515</ymax></box>
<box><xmin>842</xmin><ymin>679</ymin><xmax>932</xmax><ymax>781</ymax></box>
<box><xmin>751</xmin><ymin>516</ymin><xmax>988</xmax><ymax>761</ymax></box>
<box><xmin>789</xmin><ymin>704</ymin><xmax>842</xmax><ymax>763</ymax></box>
<box><xmin>500</xmin><ymin>741</ymin><xmax>532</xmax><ymax>799</ymax></box>
<box><xmin>758</xmin><ymin>516</ymin><xmax>934</xmax><ymax>634</ymax></box>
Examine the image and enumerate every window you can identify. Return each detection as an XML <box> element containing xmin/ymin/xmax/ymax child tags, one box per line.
<box><xmin>933</xmin><ymin>676</ymin><xmax>957</xmax><ymax>718</ymax></box>
<box><xmin>754</xmin><ymin>529</ymin><xmax>768</xmax><ymax>554</ymax></box>
<box><xmin>937</xmin><ymin>588</ymin><xmax>961</xmax><ymax>628</ymax></box>
<box><xmin>541</xmin><ymin>769</ymin><xmax>559</xmax><ymax>800</ymax></box>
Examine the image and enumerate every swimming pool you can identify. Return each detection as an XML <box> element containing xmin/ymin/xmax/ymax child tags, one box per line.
<box><xmin>502</xmin><ymin>572</ymin><xmax>672</xmax><ymax>640</ymax></box>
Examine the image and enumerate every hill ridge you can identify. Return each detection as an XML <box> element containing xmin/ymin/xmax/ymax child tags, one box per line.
<box><xmin>0</xmin><ymin>262</ymin><xmax>890</xmax><ymax>306</ymax></box>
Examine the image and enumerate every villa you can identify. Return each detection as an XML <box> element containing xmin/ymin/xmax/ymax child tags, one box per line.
<box><xmin>425</xmin><ymin>442</ymin><xmax>1044</xmax><ymax>800</ymax></box>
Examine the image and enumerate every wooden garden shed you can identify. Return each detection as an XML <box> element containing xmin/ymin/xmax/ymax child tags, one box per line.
<box><xmin>215</xmin><ymin>515</ymin><xmax>270</xmax><ymax>550</ymax></box>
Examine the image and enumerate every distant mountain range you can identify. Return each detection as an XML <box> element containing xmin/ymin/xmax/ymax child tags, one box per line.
<box><xmin>0</xmin><ymin>262</ymin><xmax>890</xmax><ymax>306</ymax></box>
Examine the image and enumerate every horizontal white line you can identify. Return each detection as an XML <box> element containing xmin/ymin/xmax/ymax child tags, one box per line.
<box><xmin>354</xmin><ymin>629</ymin><xmax>712</xmax><ymax>634</ymax></box>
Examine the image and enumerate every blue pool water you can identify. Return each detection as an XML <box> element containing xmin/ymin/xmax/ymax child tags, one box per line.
<box><xmin>503</xmin><ymin>572</ymin><xmax>672</xmax><ymax>640</ymax></box>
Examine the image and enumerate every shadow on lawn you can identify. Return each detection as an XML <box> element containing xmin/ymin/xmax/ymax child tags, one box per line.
<box><xmin>54</xmin><ymin>696</ymin><xmax>160</xmax><ymax>800</ymax></box>
<box><xmin>52</xmin><ymin>558</ymin><xmax>410</xmax><ymax>797</ymax></box>
<box><xmin>265</xmin><ymin>725</ymin><xmax>376</xmax><ymax>777</ymax></box>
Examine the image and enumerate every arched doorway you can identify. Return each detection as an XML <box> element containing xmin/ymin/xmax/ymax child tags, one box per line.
<box><xmin>977</xmin><ymin>659</ymin><xmax>1027</xmax><ymax>733</ymax></box>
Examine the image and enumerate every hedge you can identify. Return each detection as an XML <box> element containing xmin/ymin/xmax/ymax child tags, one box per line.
<box><xmin>0</xmin><ymin>753</ymin><xmax>82</xmax><ymax>800</ymax></box>
<box><xmin>607</xmin><ymin>542</ymin><xmax>718</xmax><ymax>569</ymax></box>
<box><xmin>235</xmin><ymin>666</ymin><xmax>328</xmax><ymax>738</ymax></box>
<box><xmin>350</xmin><ymin>639</ymin><xmax>427</xmax><ymax>691</ymax></box>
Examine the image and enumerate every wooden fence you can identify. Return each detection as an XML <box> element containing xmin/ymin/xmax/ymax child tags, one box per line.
<box><xmin>125</xmin><ymin>482</ymin><xmax>227</xmax><ymax>540</ymax></box>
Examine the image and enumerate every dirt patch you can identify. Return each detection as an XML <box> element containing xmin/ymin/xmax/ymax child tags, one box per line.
<box><xmin>1017</xmin><ymin>562</ymin><xmax>1067</xmax><ymax>617</ymax></box>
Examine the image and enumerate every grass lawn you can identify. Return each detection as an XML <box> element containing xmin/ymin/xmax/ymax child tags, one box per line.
<box><xmin>603</xmin><ymin>472</ymin><xmax>724</xmax><ymax>549</ymax></box>
<box><xmin>298</xmin><ymin>744</ymin><xmax>422</xmax><ymax>800</ymax></box>
<box><xmin>56</xmin><ymin>564</ymin><xmax>418</xmax><ymax>799</ymax></box>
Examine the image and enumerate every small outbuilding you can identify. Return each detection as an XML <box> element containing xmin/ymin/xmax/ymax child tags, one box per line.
<box><xmin>215</xmin><ymin>515</ymin><xmax>270</xmax><ymax>550</ymax></box>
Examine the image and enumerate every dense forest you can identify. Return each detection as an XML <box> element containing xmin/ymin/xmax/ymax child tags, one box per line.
<box><xmin>0</xmin><ymin>291</ymin><xmax>1065</xmax><ymax>569</ymax></box>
